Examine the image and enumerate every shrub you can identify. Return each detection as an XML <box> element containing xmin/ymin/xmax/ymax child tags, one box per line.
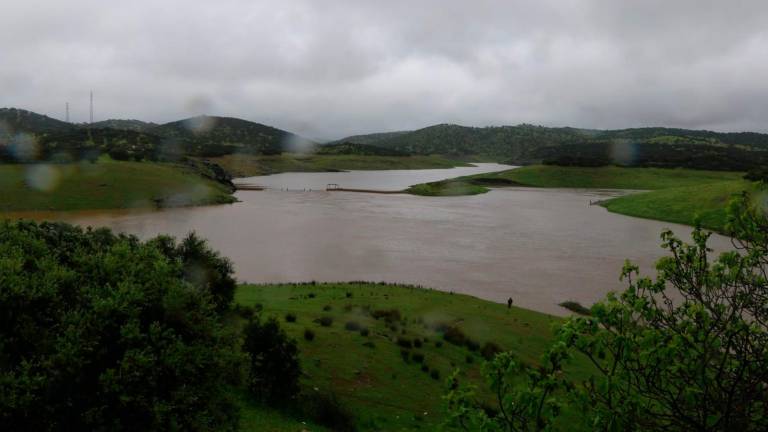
<box><xmin>317</xmin><ymin>316</ymin><xmax>333</xmax><ymax>327</ymax></box>
<box><xmin>396</xmin><ymin>337</ymin><xmax>413</xmax><ymax>349</ymax></box>
<box><xmin>323</xmin><ymin>305</ymin><xmax>333</xmax><ymax>311</ymax></box>
<box><xmin>243</xmin><ymin>317</ymin><xmax>300</xmax><ymax>404</ymax></box>
<box><xmin>435</xmin><ymin>341</ymin><xmax>444</xmax><ymax>348</ymax></box>
<box><xmin>344</xmin><ymin>321</ymin><xmax>361</xmax><ymax>331</ymax></box>
<box><xmin>151</xmin><ymin>232</ymin><xmax>237</xmax><ymax>313</ymax></box>
<box><xmin>285</xmin><ymin>312</ymin><xmax>297</xmax><ymax>323</ymax></box>
<box><xmin>413</xmin><ymin>338</ymin><xmax>423</xmax><ymax>348</ymax></box>
<box><xmin>442</xmin><ymin>326</ymin><xmax>467</xmax><ymax>346</ymax></box>
<box><xmin>304</xmin><ymin>329</ymin><xmax>316</xmax><ymax>341</ymax></box>
<box><xmin>371</xmin><ymin>308</ymin><xmax>402</xmax><ymax>323</ymax></box>
<box><xmin>465</xmin><ymin>339</ymin><xmax>480</xmax><ymax>352</ymax></box>
<box><xmin>400</xmin><ymin>349</ymin><xmax>410</xmax><ymax>362</ymax></box>
<box><xmin>360</xmin><ymin>328</ymin><xmax>370</xmax><ymax>337</ymax></box>
<box><xmin>430</xmin><ymin>369</ymin><xmax>440</xmax><ymax>380</ymax></box>
<box><xmin>298</xmin><ymin>392</ymin><xmax>356</xmax><ymax>432</ymax></box>
<box><xmin>558</xmin><ymin>301</ymin><xmax>591</xmax><ymax>316</ymax></box>
<box><xmin>466</xmin><ymin>355</ymin><xmax>475</xmax><ymax>364</ymax></box>
<box><xmin>308</xmin><ymin>292</ymin><xmax>316</xmax><ymax>299</ymax></box>
<box><xmin>0</xmin><ymin>221</ymin><xmax>241</xmax><ymax>431</ymax></box>
<box><xmin>345</xmin><ymin>291</ymin><xmax>353</xmax><ymax>298</ymax></box>
<box><xmin>412</xmin><ymin>353</ymin><xmax>425</xmax><ymax>363</ymax></box>
<box><xmin>480</xmin><ymin>342</ymin><xmax>503</xmax><ymax>360</ymax></box>
<box><xmin>421</xmin><ymin>364</ymin><xmax>430</xmax><ymax>373</ymax></box>
<box><xmin>362</xmin><ymin>341</ymin><xmax>375</xmax><ymax>349</ymax></box>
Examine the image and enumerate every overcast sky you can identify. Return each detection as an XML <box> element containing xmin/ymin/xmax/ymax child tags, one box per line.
<box><xmin>2</xmin><ymin>0</ymin><xmax>767</xmax><ymax>139</ymax></box>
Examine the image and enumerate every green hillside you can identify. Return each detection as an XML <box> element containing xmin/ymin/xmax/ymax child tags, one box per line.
<box><xmin>234</xmin><ymin>282</ymin><xmax>592</xmax><ymax>431</ymax></box>
<box><xmin>0</xmin><ymin>157</ymin><xmax>235</xmax><ymax>212</ymax></box>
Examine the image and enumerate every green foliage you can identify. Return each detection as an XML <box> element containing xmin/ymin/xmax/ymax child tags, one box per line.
<box><xmin>149</xmin><ymin>232</ymin><xmax>237</xmax><ymax>313</ymax></box>
<box><xmin>316</xmin><ymin>142</ymin><xmax>407</xmax><ymax>156</ymax></box>
<box><xmin>744</xmin><ymin>167</ymin><xmax>768</xmax><ymax>183</ymax></box>
<box><xmin>242</xmin><ymin>316</ymin><xmax>301</xmax><ymax>405</ymax></box>
<box><xmin>448</xmin><ymin>193</ymin><xmax>768</xmax><ymax>431</ymax></box>
<box><xmin>0</xmin><ymin>221</ymin><xmax>242</xmax><ymax>431</ymax></box>
<box><xmin>445</xmin><ymin>348</ymin><xmax>570</xmax><ymax>431</ymax></box>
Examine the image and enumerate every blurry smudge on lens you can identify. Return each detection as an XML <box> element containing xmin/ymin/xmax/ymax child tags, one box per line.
<box><xmin>10</xmin><ymin>133</ymin><xmax>40</xmax><ymax>161</ymax></box>
<box><xmin>25</xmin><ymin>164</ymin><xmax>61</xmax><ymax>192</ymax></box>
<box><xmin>609</xmin><ymin>140</ymin><xmax>638</xmax><ymax>166</ymax></box>
<box><xmin>282</xmin><ymin>135</ymin><xmax>316</xmax><ymax>154</ymax></box>
<box><xmin>184</xmin><ymin>115</ymin><xmax>217</xmax><ymax>135</ymax></box>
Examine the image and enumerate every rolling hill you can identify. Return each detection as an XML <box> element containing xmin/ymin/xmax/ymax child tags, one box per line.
<box><xmin>338</xmin><ymin>123</ymin><xmax>768</xmax><ymax>165</ymax></box>
<box><xmin>0</xmin><ymin>108</ymin><xmax>73</xmax><ymax>135</ymax></box>
<box><xmin>150</xmin><ymin>115</ymin><xmax>311</xmax><ymax>156</ymax></box>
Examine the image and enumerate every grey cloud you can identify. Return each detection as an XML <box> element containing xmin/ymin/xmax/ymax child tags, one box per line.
<box><xmin>1</xmin><ymin>0</ymin><xmax>767</xmax><ymax>139</ymax></box>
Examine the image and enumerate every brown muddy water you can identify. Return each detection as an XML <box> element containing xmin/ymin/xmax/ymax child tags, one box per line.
<box><xmin>13</xmin><ymin>163</ymin><xmax>733</xmax><ymax>316</ymax></box>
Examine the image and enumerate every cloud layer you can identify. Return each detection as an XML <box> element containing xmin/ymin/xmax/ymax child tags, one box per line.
<box><xmin>2</xmin><ymin>0</ymin><xmax>767</xmax><ymax>139</ymax></box>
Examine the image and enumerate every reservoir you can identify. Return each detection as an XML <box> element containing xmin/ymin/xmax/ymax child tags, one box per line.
<box><xmin>29</xmin><ymin>163</ymin><xmax>732</xmax><ymax>315</ymax></box>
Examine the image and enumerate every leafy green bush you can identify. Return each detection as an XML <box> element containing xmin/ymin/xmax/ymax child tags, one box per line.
<box><xmin>304</xmin><ymin>328</ymin><xmax>316</xmax><ymax>341</ymax></box>
<box><xmin>0</xmin><ymin>221</ymin><xmax>241</xmax><ymax>431</ymax></box>
<box><xmin>344</xmin><ymin>321</ymin><xmax>361</xmax><ymax>331</ymax></box>
<box><xmin>243</xmin><ymin>316</ymin><xmax>300</xmax><ymax>404</ymax></box>
<box><xmin>447</xmin><ymin>194</ymin><xmax>768</xmax><ymax>431</ymax></box>
<box><xmin>285</xmin><ymin>312</ymin><xmax>297</xmax><ymax>323</ymax></box>
<box><xmin>317</xmin><ymin>316</ymin><xmax>333</xmax><ymax>327</ymax></box>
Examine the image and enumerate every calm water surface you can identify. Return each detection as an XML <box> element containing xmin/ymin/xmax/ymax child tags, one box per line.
<box><xmin>26</xmin><ymin>163</ymin><xmax>732</xmax><ymax>316</ymax></box>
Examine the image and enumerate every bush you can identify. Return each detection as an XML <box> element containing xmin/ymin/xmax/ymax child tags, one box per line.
<box><xmin>435</xmin><ymin>341</ymin><xmax>444</xmax><ymax>348</ymax></box>
<box><xmin>400</xmin><ymin>349</ymin><xmax>410</xmax><ymax>362</ymax></box>
<box><xmin>558</xmin><ymin>301</ymin><xmax>591</xmax><ymax>315</ymax></box>
<box><xmin>362</xmin><ymin>341</ymin><xmax>375</xmax><ymax>349</ymax></box>
<box><xmin>442</xmin><ymin>326</ymin><xmax>467</xmax><ymax>346</ymax></box>
<box><xmin>480</xmin><ymin>342</ymin><xmax>503</xmax><ymax>360</ymax></box>
<box><xmin>466</xmin><ymin>355</ymin><xmax>475</xmax><ymax>364</ymax></box>
<box><xmin>371</xmin><ymin>308</ymin><xmax>402</xmax><ymax>323</ymax></box>
<box><xmin>243</xmin><ymin>317</ymin><xmax>300</xmax><ymax>404</ymax></box>
<box><xmin>344</xmin><ymin>321</ymin><xmax>361</xmax><ymax>331</ymax></box>
<box><xmin>396</xmin><ymin>337</ymin><xmax>413</xmax><ymax>349</ymax></box>
<box><xmin>430</xmin><ymin>369</ymin><xmax>441</xmax><ymax>380</ymax></box>
<box><xmin>0</xmin><ymin>221</ymin><xmax>241</xmax><ymax>431</ymax></box>
<box><xmin>323</xmin><ymin>304</ymin><xmax>333</xmax><ymax>311</ymax></box>
<box><xmin>285</xmin><ymin>312</ymin><xmax>297</xmax><ymax>323</ymax></box>
<box><xmin>412</xmin><ymin>353</ymin><xmax>425</xmax><ymax>363</ymax></box>
<box><xmin>465</xmin><ymin>339</ymin><xmax>480</xmax><ymax>352</ymax></box>
<box><xmin>297</xmin><ymin>392</ymin><xmax>356</xmax><ymax>432</ymax></box>
<box><xmin>317</xmin><ymin>316</ymin><xmax>333</xmax><ymax>327</ymax></box>
<box><xmin>421</xmin><ymin>364</ymin><xmax>430</xmax><ymax>373</ymax></box>
<box><xmin>345</xmin><ymin>291</ymin><xmax>353</xmax><ymax>298</ymax></box>
<box><xmin>360</xmin><ymin>328</ymin><xmax>370</xmax><ymax>337</ymax></box>
<box><xmin>304</xmin><ymin>329</ymin><xmax>316</xmax><ymax>341</ymax></box>
<box><xmin>151</xmin><ymin>232</ymin><xmax>237</xmax><ymax>313</ymax></box>
<box><xmin>413</xmin><ymin>338</ymin><xmax>423</xmax><ymax>348</ymax></box>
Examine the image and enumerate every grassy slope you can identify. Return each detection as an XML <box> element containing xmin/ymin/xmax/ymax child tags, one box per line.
<box><xmin>208</xmin><ymin>153</ymin><xmax>469</xmax><ymax>177</ymax></box>
<box><xmin>235</xmin><ymin>282</ymin><xmax>592</xmax><ymax>431</ymax></box>
<box><xmin>407</xmin><ymin>165</ymin><xmax>751</xmax><ymax>232</ymax></box>
<box><xmin>0</xmin><ymin>159</ymin><xmax>235</xmax><ymax>212</ymax></box>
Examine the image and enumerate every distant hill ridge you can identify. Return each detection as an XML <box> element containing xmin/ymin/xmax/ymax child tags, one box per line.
<box><xmin>3</xmin><ymin>107</ymin><xmax>768</xmax><ymax>166</ymax></box>
<box><xmin>338</xmin><ymin>123</ymin><xmax>768</xmax><ymax>163</ymax></box>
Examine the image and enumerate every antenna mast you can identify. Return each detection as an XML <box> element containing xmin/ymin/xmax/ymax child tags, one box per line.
<box><xmin>89</xmin><ymin>90</ymin><xmax>94</xmax><ymax>124</ymax></box>
<box><xmin>65</xmin><ymin>102</ymin><xmax>70</xmax><ymax>122</ymax></box>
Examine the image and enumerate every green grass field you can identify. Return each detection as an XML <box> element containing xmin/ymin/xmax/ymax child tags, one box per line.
<box><xmin>234</xmin><ymin>282</ymin><xmax>592</xmax><ymax>431</ymax></box>
<box><xmin>478</xmin><ymin>165</ymin><xmax>744</xmax><ymax>189</ymax></box>
<box><xmin>407</xmin><ymin>165</ymin><xmax>754</xmax><ymax>232</ymax></box>
<box><xmin>0</xmin><ymin>159</ymin><xmax>235</xmax><ymax>212</ymax></box>
<box><xmin>208</xmin><ymin>153</ymin><xmax>469</xmax><ymax>177</ymax></box>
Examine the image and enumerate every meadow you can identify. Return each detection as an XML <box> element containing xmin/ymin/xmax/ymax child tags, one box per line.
<box><xmin>0</xmin><ymin>158</ymin><xmax>235</xmax><ymax>212</ymax></box>
<box><xmin>234</xmin><ymin>282</ymin><xmax>593</xmax><ymax>431</ymax></box>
